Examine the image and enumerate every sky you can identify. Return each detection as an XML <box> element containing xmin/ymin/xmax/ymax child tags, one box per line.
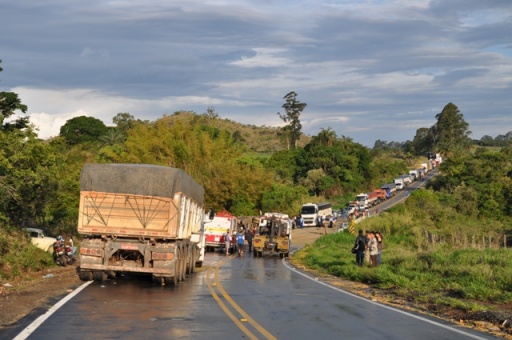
<box><xmin>1</xmin><ymin>0</ymin><xmax>511</xmax><ymax>147</ymax></box>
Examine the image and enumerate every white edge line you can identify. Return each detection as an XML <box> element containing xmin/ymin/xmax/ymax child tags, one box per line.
<box><xmin>281</xmin><ymin>257</ymin><xmax>489</xmax><ymax>340</ymax></box>
<box><xmin>13</xmin><ymin>280</ymin><xmax>94</xmax><ymax>340</ymax></box>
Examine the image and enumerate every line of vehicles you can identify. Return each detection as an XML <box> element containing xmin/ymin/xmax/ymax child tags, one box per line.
<box><xmin>342</xmin><ymin>160</ymin><xmax>440</xmax><ymax>219</ymax></box>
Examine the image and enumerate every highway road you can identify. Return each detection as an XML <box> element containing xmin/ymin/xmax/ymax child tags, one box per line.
<box><xmin>10</xmin><ymin>244</ymin><xmax>497</xmax><ymax>340</ymax></box>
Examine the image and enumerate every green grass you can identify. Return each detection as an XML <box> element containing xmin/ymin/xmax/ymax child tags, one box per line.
<box><xmin>293</xmin><ymin>224</ymin><xmax>512</xmax><ymax>311</ymax></box>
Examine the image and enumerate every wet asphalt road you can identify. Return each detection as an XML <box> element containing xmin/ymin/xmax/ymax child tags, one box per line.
<box><xmin>11</xmin><ymin>248</ymin><xmax>497</xmax><ymax>340</ymax></box>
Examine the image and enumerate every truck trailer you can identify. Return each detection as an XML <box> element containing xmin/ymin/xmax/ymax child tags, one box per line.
<box><xmin>78</xmin><ymin>163</ymin><xmax>206</xmax><ymax>285</ymax></box>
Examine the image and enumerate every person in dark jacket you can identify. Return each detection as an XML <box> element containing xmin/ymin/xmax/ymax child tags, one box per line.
<box><xmin>245</xmin><ymin>228</ymin><xmax>253</xmax><ymax>253</ymax></box>
<box><xmin>354</xmin><ymin>230</ymin><xmax>367</xmax><ymax>267</ymax></box>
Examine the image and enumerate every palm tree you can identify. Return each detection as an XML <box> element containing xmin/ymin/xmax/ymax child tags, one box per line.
<box><xmin>98</xmin><ymin>129</ymin><xmax>126</xmax><ymax>147</ymax></box>
<box><xmin>315</xmin><ymin>128</ymin><xmax>337</xmax><ymax>146</ymax></box>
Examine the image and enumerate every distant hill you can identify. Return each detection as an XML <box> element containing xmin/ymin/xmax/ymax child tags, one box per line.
<box><xmin>166</xmin><ymin>111</ymin><xmax>311</xmax><ymax>153</ymax></box>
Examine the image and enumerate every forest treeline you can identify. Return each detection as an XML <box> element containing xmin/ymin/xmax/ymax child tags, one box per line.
<box><xmin>0</xmin><ymin>62</ymin><xmax>511</xmax><ymax>238</ymax></box>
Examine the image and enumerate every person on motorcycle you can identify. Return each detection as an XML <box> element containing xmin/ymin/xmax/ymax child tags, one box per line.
<box><xmin>65</xmin><ymin>234</ymin><xmax>77</xmax><ymax>257</ymax></box>
<box><xmin>53</xmin><ymin>236</ymin><xmax>65</xmax><ymax>263</ymax></box>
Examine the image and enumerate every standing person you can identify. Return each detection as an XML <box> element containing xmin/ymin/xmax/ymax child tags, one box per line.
<box><xmin>224</xmin><ymin>229</ymin><xmax>231</xmax><ymax>255</ymax></box>
<box><xmin>236</xmin><ymin>229</ymin><xmax>245</xmax><ymax>257</ymax></box>
<box><xmin>354</xmin><ymin>230</ymin><xmax>367</xmax><ymax>267</ymax></box>
<box><xmin>322</xmin><ymin>218</ymin><xmax>329</xmax><ymax>235</ymax></box>
<box><xmin>375</xmin><ymin>231</ymin><xmax>384</xmax><ymax>264</ymax></box>
<box><xmin>299</xmin><ymin>216</ymin><xmax>304</xmax><ymax>229</ymax></box>
<box><xmin>245</xmin><ymin>227</ymin><xmax>253</xmax><ymax>253</ymax></box>
<box><xmin>364</xmin><ymin>231</ymin><xmax>371</xmax><ymax>265</ymax></box>
<box><xmin>368</xmin><ymin>232</ymin><xmax>379</xmax><ymax>267</ymax></box>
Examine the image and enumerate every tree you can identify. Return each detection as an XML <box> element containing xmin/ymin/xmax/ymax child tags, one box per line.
<box><xmin>59</xmin><ymin>116</ymin><xmax>108</xmax><ymax>145</ymax></box>
<box><xmin>0</xmin><ymin>128</ymin><xmax>65</xmax><ymax>231</ymax></box>
<box><xmin>433</xmin><ymin>103</ymin><xmax>471</xmax><ymax>157</ymax></box>
<box><xmin>313</xmin><ymin>128</ymin><xmax>337</xmax><ymax>147</ymax></box>
<box><xmin>99</xmin><ymin>128</ymin><xmax>126</xmax><ymax>146</ymax></box>
<box><xmin>411</xmin><ymin>127</ymin><xmax>434</xmax><ymax>156</ymax></box>
<box><xmin>113</xmin><ymin>112</ymin><xmax>137</xmax><ymax>133</ymax></box>
<box><xmin>0</xmin><ymin>60</ymin><xmax>29</xmax><ymax>130</ymax></box>
<box><xmin>277</xmin><ymin>91</ymin><xmax>306</xmax><ymax>150</ymax></box>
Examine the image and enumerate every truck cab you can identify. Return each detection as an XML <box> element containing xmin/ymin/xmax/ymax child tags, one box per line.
<box><xmin>394</xmin><ymin>178</ymin><xmax>405</xmax><ymax>190</ymax></box>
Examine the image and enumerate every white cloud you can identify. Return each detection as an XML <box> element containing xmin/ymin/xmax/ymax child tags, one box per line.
<box><xmin>230</xmin><ymin>48</ymin><xmax>291</xmax><ymax>68</ymax></box>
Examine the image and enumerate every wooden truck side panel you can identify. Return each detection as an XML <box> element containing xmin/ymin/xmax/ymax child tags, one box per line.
<box><xmin>78</xmin><ymin>191</ymin><xmax>180</xmax><ymax>238</ymax></box>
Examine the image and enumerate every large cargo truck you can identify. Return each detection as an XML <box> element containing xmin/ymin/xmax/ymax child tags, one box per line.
<box><xmin>355</xmin><ymin>190</ymin><xmax>386</xmax><ymax>210</ymax></box>
<box><xmin>77</xmin><ymin>164</ymin><xmax>206</xmax><ymax>285</ymax></box>
<box><xmin>381</xmin><ymin>184</ymin><xmax>397</xmax><ymax>198</ymax></box>
<box><xmin>409</xmin><ymin>169</ymin><xmax>420</xmax><ymax>181</ymax></box>
<box><xmin>300</xmin><ymin>202</ymin><xmax>332</xmax><ymax>227</ymax></box>
<box><xmin>203</xmin><ymin>210</ymin><xmax>237</xmax><ymax>252</ymax></box>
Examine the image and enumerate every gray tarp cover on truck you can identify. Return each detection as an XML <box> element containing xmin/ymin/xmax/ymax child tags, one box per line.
<box><xmin>80</xmin><ymin>164</ymin><xmax>204</xmax><ymax>205</ymax></box>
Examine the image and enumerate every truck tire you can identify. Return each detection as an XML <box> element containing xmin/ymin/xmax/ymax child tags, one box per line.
<box><xmin>79</xmin><ymin>270</ymin><xmax>93</xmax><ymax>281</ymax></box>
<box><xmin>178</xmin><ymin>256</ymin><xmax>185</xmax><ymax>282</ymax></box>
<box><xmin>187</xmin><ymin>248</ymin><xmax>195</xmax><ymax>274</ymax></box>
<box><xmin>93</xmin><ymin>271</ymin><xmax>107</xmax><ymax>282</ymax></box>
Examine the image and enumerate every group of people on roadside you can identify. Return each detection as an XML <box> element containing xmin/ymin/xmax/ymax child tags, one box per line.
<box><xmin>353</xmin><ymin>229</ymin><xmax>383</xmax><ymax>267</ymax></box>
<box><xmin>223</xmin><ymin>226</ymin><xmax>254</xmax><ymax>257</ymax></box>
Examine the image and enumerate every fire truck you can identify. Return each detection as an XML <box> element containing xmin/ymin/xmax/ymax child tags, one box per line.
<box><xmin>203</xmin><ymin>210</ymin><xmax>237</xmax><ymax>252</ymax></box>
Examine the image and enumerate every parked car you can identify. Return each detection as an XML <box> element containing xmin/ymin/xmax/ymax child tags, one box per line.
<box><xmin>25</xmin><ymin>228</ymin><xmax>56</xmax><ymax>253</ymax></box>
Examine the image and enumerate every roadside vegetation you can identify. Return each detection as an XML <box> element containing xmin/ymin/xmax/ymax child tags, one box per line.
<box><xmin>0</xmin><ymin>227</ymin><xmax>54</xmax><ymax>280</ymax></box>
<box><xmin>294</xmin><ymin>174</ymin><xmax>512</xmax><ymax>313</ymax></box>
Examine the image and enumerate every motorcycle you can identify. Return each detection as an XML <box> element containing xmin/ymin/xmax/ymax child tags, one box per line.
<box><xmin>53</xmin><ymin>241</ymin><xmax>76</xmax><ymax>266</ymax></box>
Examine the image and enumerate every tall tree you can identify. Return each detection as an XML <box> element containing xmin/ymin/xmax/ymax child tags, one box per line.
<box><xmin>412</xmin><ymin>127</ymin><xmax>434</xmax><ymax>156</ymax></box>
<box><xmin>59</xmin><ymin>116</ymin><xmax>108</xmax><ymax>145</ymax></box>
<box><xmin>433</xmin><ymin>103</ymin><xmax>471</xmax><ymax>157</ymax></box>
<box><xmin>277</xmin><ymin>91</ymin><xmax>306</xmax><ymax>150</ymax></box>
<box><xmin>0</xmin><ymin>60</ymin><xmax>29</xmax><ymax>130</ymax></box>
<box><xmin>113</xmin><ymin>112</ymin><xmax>137</xmax><ymax>133</ymax></box>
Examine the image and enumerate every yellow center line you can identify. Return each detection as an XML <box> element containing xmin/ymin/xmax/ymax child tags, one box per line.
<box><xmin>206</xmin><ymin>256</ymin><xmax>277</xmax><ymax>340</ymax></box>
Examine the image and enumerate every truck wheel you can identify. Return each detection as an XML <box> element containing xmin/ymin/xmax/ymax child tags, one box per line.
<box><xmin>179</xmin><ymin>256</ymin><xmax>185</xmax><ymax>282</ymax></box>
<box><xmin>164</xmin><ymin>276</ymin><xmax>177</xmax><ymax>286</ymax></box>
<box><xmin>189</xmin><ymin>248</ymin><xmax>196</xmax><ymax>274</ymax></box>
<box><xmin>152</xmin><ymin>275</ymin><xmax>164</xmax><ymax>285</ymax></box>
<box><xmin>79</xmin><ymin>270</ymin><xmax>93</xmax><ymax>281</ymax></box>
<box><xmin>93</xmin><ymin>271</ymin><xmax>107</xmax><ymax>282</ymax></box>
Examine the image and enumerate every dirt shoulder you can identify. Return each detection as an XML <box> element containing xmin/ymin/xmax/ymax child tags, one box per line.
<box><xmin>1</xmin><ymin>227</ymin><xmax>511</xmax><ymax>339</ymax></box>
<box><xmin>0</xmin><ymin>264</ymin><xmax>83</xmax><ymax>331</ymax></box>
